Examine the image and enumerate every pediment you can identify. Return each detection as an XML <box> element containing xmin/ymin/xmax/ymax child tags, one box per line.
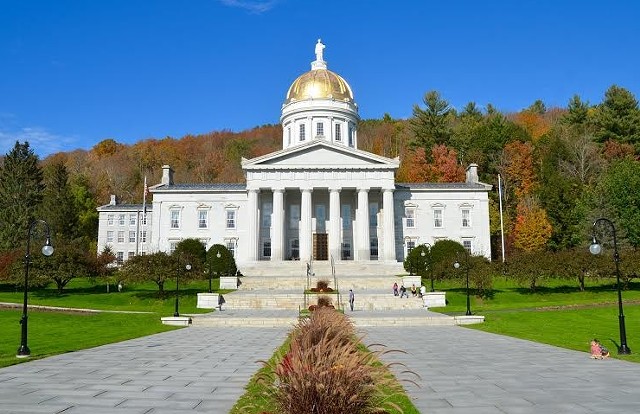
<box><xmin>242</xmin><ymin>141</ymin><xmax>399</xmax><ymax>170</ymax></box>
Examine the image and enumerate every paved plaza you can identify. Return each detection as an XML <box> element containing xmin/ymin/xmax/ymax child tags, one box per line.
<box><xmin>1</xmin><ymin>322</ymin><xmax>639</xmax><ymax>413</ymax></box>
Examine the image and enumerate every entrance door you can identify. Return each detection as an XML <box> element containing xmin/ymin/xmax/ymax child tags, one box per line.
<box><xmin>313</xmin><ymin>233</ymin><xmax>328</xmax><ymax>260</ymax></box>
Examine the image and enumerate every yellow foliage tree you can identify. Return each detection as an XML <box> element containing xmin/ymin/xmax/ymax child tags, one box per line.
<box><xmin>513</xmin><ymin>203</ymin><xmax>552</xmax><ymax>252</ymax></box>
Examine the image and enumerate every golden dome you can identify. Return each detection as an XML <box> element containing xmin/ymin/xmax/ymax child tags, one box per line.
<box><xmin>285</xmin><ymin>68</ymin><xmax>354</xmax><ymax>104</ymax></box>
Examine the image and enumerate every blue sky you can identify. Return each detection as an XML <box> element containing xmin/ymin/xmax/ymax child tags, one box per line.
<box><xmin>1</xmin><ymin>0</ymin><xmax>639</xmax><ymax>157</ymax></box>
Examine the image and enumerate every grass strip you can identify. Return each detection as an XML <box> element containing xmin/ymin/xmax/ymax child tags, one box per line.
<box><xmin>0</xmin><ymin>309</ymin><xmax>178</xmax><ymax>368</ymax></box>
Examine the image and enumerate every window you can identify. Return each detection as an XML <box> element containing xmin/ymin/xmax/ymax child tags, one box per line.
<box><xmin>407</xmin><ymin>240</ymin><xmax>416</xmax><ymax>253</ymax></box>
<box><xmin>263</xmin><ymin>240</ymin><xmax>271</xmax><ymax>258</ymax></box>
<box><xmin>226</xmin><ymin>210</ymin><xmax>236</xmax><ymax>229</ymax></box>
<box><xmin>287</xmin><ymin>127</ymin><xmax>292</xmax><ymax>145</ymax></box>
<box><xmin>116</xmin><ymin>251</ymin><xmax>124</xmax><ymax>265</ymax></box>
<box><xmin>289</xmin><ymin>205</ymin><xmax>300</xmax><ymax>229</ymax></box>
<box><xmin>129</xmin><ymin>214</ymin><xmax>136</xmax><ymax>226</ymax></box>
<box><xmin>118</xmin><ymin>214</ymin><xmax>125</xmax><ymax>226</ymax></box>
<box><xmin>142</xmin><ymin>214</ymin><xmax>148</xmax><ymax>225</ymax></box>
<box><xmin>335</xmin><ymin>123</ymin><xmax>342</xmax><ymax>141</ymax></box>
<box><xmin>341</xmin><ymin>204</ymin><xmax>351</xmax><ymax>229</ymax></box>
<box><xmin>462</xmin><ymin>209</ymin><xmax>471</xmax><ymax>227</ymax></box>
<box><xmin>341</xmin><ymin>242</ymin><xmax>351</xmax><ymax>260</ymax></box>
<box><xmin>117</xmin><ymin>231</ymin><xmax>125</xmax><ymax>243</ymax></box>
<box><xmin>170</xmin><ymin>210</ymin><xmax>180</xmax><ymax>229</ymax></box>
<box><xmin>198</xmin><ymin>210</ymin><xmax>208</xmax><ymax>229</ymax></box>
<box><xmin>299</xmin><ymin>124</ymin><xmax>306</xmax><ymax>141</ymax></box>
<box><xmin>226</xmin><ymin>241</ymin><xmax>236</xmax><ymax>258</ymax></box>
<box><xmin>434</xmin><ymin>209</ymin><xmax>443</xmax><ymax>228</ymax></box>
<box><xmin>348</xmin><ymin>125</ymin><xmax>354</xmax><ymax>147</ymax></box>
<box><xmin>405</xmin><ymin>208</ymin><xmax>415</xmax><ymax>228</ymax></box>
<box><xmin>169</xmin><ymin>241</ymin><xmax>178</xmax><ymax>254</ymax></box>
<box><xmin>315</xmin><ymin>204</ymin><xmax>326</xmax><ymax>233</ymax></box>
<box><xmin>106</xmin><ymin>231</ymin><xmax>114</xmax><ymax>243</ymax></box>
<box><xmin>370</xmin><ymin>238</ymin><xmax>378</xmax><ymax>257</ymax></box>
<box><xmin>107</xmin><ymin>214</ymin><xmax>114</xmax><ymax>226</ymax></box>
<box><xmin>290</xmin><ymin>239</ymin><xmax>299</xmax><ymax>260</ymax></box>
<box><xmin>316</xmin><ymin>122</ymin><xmax>324</xmax><ymax>137</ymax></box>
<box><xmin>129</xmin><ymin>231</ymin><xmax>136</xmax><ymax>243</ymax></box>
<box><xmin>140</xmin><ymin>230</ymin><xmax>147</xmax><ymax>243</ymax></box>
<box><xmin>262</xmin><ymin>202</ymin><xmax>272</xmax><ymax>228</ymax></box>
<box><xmin>128</xmin><ymin>251</ymin><xmax>135</xmax><ymax>260</ymax></box>
<box><xmin>369</xmin><ymin>203</ymin><xmax>378</xmax><ymax>227</ymax></box>
<box><xmin>463</xmin><ymin>239</ymin><xmax>472</xmax><ymax>254</ymax></box>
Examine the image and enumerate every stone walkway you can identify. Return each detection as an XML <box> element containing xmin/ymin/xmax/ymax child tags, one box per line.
<box><xmin>362</xmin><ymin>326</ymin><xmax>640</xmax><ymax>413</ymax></box>
<box><xmin>1</xmin><ymin>321</ymin><xmax>639</xmax><ymax>413</ymax></box>
<box><xmin>0</xmin><ymin>327</ymin><xmax>288</xmax><ymax>414</ymax></box>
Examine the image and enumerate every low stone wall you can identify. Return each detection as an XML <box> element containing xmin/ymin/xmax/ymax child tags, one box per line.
<box><xmin>197</xmin><ymin>293</ymin><xmax>222</xmax><ymax>309</ymax></box>
<box><xmin>220</xmin><ymin>276</ymin><xmax>239</xmax><ymax>290</ymax></box>
<box><xmin>422</xmin><ymin>291</ymin><xmax>446</xmax><ymax>308</ymax></box>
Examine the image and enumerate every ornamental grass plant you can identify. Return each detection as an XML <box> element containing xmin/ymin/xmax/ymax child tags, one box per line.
<box><xmin>256</xmin><ymin>308</ymin><xmax>417</xmax><ymax>414</ymax></box>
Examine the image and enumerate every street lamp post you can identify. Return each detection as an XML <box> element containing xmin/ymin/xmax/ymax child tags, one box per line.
<box><xmin>420</xmin><ymin>243</ymin><xmax>433</xmax><ymax>291</ymax></box>
<box><xmin>17</xmin><ymin>220</ymin><xmax>54</xmax><ymax>358</ymax></box>
<box><xmin>590</xmin><ymin>218</ymin><xmax>631</xmax><ymax>355</ymax></box>
<box><xmin>453</xmin><ymin>249</ymin><xmax>472</xmax><ymax>316</ymax></box>
<box><xmin>174</xmin><ymin>262</ymin><xmax>192</xmax><ymax>317</ymax></box>
<box><xmin>209</xmin><ymin>250</ymin><xmax>221</xmax><ymax>293</ymax></box>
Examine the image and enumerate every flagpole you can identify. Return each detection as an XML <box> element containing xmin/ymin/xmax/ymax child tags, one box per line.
<box><xmin>498</xmin><ymin>174</ymin><xmax>506</xmax><ymax>263</ymax></box>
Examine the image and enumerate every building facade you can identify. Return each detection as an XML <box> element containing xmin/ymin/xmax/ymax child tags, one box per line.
<box><xmin>97</xmin><ymin>41</ymin><xmax>492</xmax><ymax>267</ymax></box>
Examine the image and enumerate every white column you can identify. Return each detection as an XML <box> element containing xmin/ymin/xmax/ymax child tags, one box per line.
<box><xmin>300</xmin><ymin>188</ymin><xmax>313</xmax><ymax>261</ymax></box>
<box><xmin>356</xmin><ymin>188</ymin><xmax>370</xmax><ymax>261</ymax></box>
<box><xmin>382</xmin><ymin>188</ymin><xmax>396</xmax><ymax>262</ymax></box>
<box><xmin>271</xmin><ymin>189</ymin><xmax>284</xmax><ymax>261</ymax></box>
<box><xmin>329</xmin><ymin>188</ymin><xmax>341</xmax><ymax>261</ymax></box>
<box><xmin>247</xmin><ymin>189</ymin><xmax>259</xmax><ymax>261</ymax></box>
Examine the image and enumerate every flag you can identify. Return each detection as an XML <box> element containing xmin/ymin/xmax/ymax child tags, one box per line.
<box><xmin>142</xmin><ymin>176</ymin><xmax>148</xmax><ymax>216</ymax></box>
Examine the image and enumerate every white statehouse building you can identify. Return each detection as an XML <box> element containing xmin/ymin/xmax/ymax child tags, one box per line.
<box><xmin>97</xmin><ymin>41</ymin><xmax>492</xmax><ymax>272</ymax></box>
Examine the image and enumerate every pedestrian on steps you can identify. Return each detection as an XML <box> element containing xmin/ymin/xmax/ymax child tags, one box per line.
<box><xmin>349</xmin><ymin>289</ymin><xmax>355</xmax><ymax>311</ymax></box>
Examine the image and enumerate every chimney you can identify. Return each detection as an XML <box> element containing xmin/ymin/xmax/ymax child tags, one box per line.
<box><xmin>109</xmin><ymin>194</ymin><xmax>117</xmax><ymax>205</ymax></box>
<box><xmin>466</xmin><ymin>164</ymin><xmax>479</xmax><ymax>183</ymax></box>
<box><xmin>161</xmin><ymin>165</ymin><xmax>174</xmax><ymax>186</ymax></box>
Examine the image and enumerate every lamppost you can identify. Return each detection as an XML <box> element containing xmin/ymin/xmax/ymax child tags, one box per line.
<box><xmin>453</xmin><ymin>249</ymin><xmax>472</xmax><ymax>316</ymax></box>
<box><xmin>208</xmin><ymin>250</ymin><xmax>221</xmax><ymax>293</ymax></box>
<box><xmin>590</xmin><ymin>218</ymin><xmax>631</xmax><ymax>355</ymax></box>
<box><xmin>17</xmin><ymin>220</ymin><xmax>54</xmax><ymax>358</ymax></box>
<box><xmin>420</xmin><ymin>243</ymin><xmax>434</xmax><ymax>291</ymax></box>
<box><xmin>174</xmin><ymin>262</ymin><xmax>192</xmax><ymax>317</ymax></box>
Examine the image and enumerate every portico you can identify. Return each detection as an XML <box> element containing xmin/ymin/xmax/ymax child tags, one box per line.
<box><xmin>242</xmin><ymin>140</ymin><xmax>399</xmax><ymax>263</ymax></box>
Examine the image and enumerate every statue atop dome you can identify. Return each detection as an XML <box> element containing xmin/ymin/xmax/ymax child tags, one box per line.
<box><xmin>311</xmin><ymin>39</ymin><xmax>327</xmax><ymax>70</ymax></box>
<box><xmin>315</xmin><ymin>39</ymin><xmax>325</xmax><ymax>62</ymax></box>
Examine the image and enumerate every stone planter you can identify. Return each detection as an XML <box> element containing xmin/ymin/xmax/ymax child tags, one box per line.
<box><xmin>423</xmin><ymin>291</ymin><xmax>446</xmax><ymax>308</ymax></box>
<box><xmin>220</xmin><ymin>276</ymin><xmax>239</xmax><ymax>290</ymax></box>
<box><xmin>197</xmin><ymin>292</ymin><xmax>221</xmax><ymax>309</ymax></box>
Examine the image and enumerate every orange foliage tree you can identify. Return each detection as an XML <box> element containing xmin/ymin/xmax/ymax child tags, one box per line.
<box><xmin>397</xmin><ymin>145</ymin><xmax>464</xmax><ymax>183</ymax></box>
<box><xmin>502</xmin><ymin>141</ymin><xmax>536</xmax><ymax>199</ymax></box>
<box><xmin>513</xmin><ymin>201</ymin><xmax>553</xmax><ymax>252</ymax></box>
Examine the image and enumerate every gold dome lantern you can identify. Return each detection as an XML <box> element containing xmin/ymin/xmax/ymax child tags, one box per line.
<box><xmin>285</xmin><ymin>68</ymin><xmax>354</xmax><ymax>104</ymax></box>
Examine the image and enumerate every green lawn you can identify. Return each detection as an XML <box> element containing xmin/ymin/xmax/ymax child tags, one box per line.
<box><xmin>0</xmin><ymin>309</ymin><xmax>179</xmax><ymax>368</ymax></box>
<box><xmin>428</xmin><ymin>277</ymin><xmax>640</xmax><ymax>363</ymax></box>
<box><xmin>0</xmin><ymin>277</ymin><xmax>228</xmax><ymax>314</ymax></box>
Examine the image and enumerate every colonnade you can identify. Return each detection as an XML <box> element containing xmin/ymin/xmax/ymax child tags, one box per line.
<box><xmin>246</xmin><ymin>187</ymin><xmax>396</xmax><ymax>262</ymax></box>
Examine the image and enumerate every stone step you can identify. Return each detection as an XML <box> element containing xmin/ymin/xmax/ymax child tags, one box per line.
<box><xmin>188</xmin><ymin>309</ymin><xmax>482</xmax><ymax>327</ymax></box>
<box><xmin>239</xmin><ymin>261</ymin><xmax>404</xmax><ymax>277</ymax></box>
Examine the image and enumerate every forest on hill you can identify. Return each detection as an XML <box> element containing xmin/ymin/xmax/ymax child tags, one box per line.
<box><xmin>2</xmin><ymin>84</ymin><xmax>640</xmax><ymax>262</ymax></box>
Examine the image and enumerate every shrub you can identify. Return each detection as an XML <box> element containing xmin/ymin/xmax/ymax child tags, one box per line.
<box><xmin>317</xmin><ymin>295</ymin><xmax>332</xmax><ymax>308</ymax></box>
<box><xmin>258</xmin><ymin>309</ymin><xmax>414</xmax><ymax>414</ymax></box>
<box><xmin>316</xmin><ymin>279</ymin><xmax>329</xmax><ymax>291</ymax></box>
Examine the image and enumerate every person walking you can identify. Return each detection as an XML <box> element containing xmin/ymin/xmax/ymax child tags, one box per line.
<box><xmin>349</xmin><ymin>289</ymin><xmax>355</xmax><ymax>311</ymax></box>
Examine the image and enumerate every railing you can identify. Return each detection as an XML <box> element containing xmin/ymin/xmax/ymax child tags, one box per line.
<box><xmin>331</xmin><ymin>255</ymin><xmax>341</xmax><ymax>310</ymax></box>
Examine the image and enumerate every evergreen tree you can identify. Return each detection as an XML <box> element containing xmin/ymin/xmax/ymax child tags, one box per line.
<box><xmin>410</xmin><ymin>90</ymin><xmax>453</xmax><ymax>152</ymax></box>
<box><xmin>41</xmin><ymin>161</ymin><xmax>79</xmax><ymax>241</ymax></box>
<box><xmin>563</xmin><ymin>94</ymin><xmax>590</xmax><ymax>126</ymax></box>
<box><xmin>592</xmin><ymin>85</ymin><xmax>640</xmax><ymax>146</ymax></box>
<box><xmin>0</xmin><ymin>142</ymin><xmax>44</xmax><ymax>251</ymax></box>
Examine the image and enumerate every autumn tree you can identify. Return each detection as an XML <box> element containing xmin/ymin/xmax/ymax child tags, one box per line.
<box><xmin>513</xmin><ymin>199</ymin><xmax>553</xmax><ymax>252</ymax></box>
<box><xmin>0</xmin><ymin>142</ymin><xmax>44</xmax><ymax>251</ymax></box>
